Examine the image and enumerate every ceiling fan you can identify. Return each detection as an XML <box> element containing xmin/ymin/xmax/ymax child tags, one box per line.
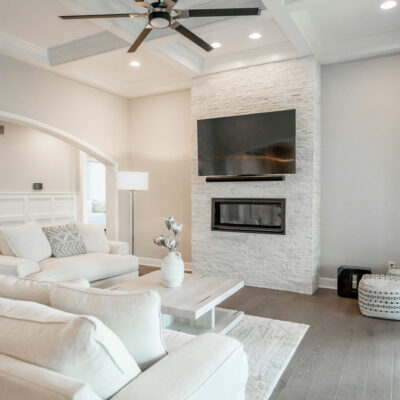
<box><xmin>59</xmin><ymin>0</ymin><xmax>261</xmax><ymax>53</ymax></box>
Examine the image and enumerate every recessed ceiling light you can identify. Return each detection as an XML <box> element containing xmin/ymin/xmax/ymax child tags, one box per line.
<box><xmin>249</xmin><ymin>32</ymin><xmax>262</xmax><ymax>40</ymax></box>
<box><xmin>381</xmin><ymin>0</ymin><xmax>397</xmax><ymax>9</ymax></box>
<box><xmin>129</xmin><ymin>61</ymin><xmax>141</xmax><ymax>67</ymax></box>
<box><xmin>211</xmin><ymin>42</ymin><xmax>221</xmax><ymax>49</ymax></box>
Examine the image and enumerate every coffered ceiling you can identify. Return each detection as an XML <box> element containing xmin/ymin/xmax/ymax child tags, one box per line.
<box><xmin>0</xmin><ymin>0</ymin><xmax>399</xmax><ymax>98</ymax></box>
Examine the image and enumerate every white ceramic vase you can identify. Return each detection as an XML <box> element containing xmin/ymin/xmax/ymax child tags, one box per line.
<box><xmin>161</xmin><ymin>251</ymin><xmax>184</xmax><ymax>288</ymax></box>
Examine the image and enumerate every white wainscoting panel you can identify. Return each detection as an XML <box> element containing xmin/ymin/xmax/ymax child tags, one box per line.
<box><xmin>0</xmin><ymin>193</ymin><xmax>77</xmax><ymax>227</ymax></box>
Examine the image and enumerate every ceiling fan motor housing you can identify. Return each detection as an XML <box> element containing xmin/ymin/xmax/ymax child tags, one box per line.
<box><xmin>149</xmin><ymin>9</ymin><xmax>171</xmax><ymax>29</ymax></box>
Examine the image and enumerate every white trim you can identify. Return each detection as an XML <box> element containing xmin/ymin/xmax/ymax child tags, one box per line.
<box><xmin>319</xmin><ymin>277</ymin><xmax>337</xmax><ymax>290</ymax></box>
<box><xmin>0</xmin><ymin>192</ymin><xmax>79</xmax><ymax>195</ymax></box>
<box><xmin>0</xmin><ymin>31</ymin><xmax>49</xmax><ymax>65</ymax></box>
<box><xmin>138</xmin><ymin>256</ymin><xmax>192</xmax><ymax>271</ymax></box>
<box><xmin>0</xmin><ymin>193</ymin><xmax>77</xmax><ymax>226</ymax></box>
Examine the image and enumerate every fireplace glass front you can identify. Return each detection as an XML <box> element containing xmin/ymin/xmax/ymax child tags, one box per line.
<box><xmin>212</xmin><ymin>198</ymin><xmax>286</xmax><ymax>234</ymax></box>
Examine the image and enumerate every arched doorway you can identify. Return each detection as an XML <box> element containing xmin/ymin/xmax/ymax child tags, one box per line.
<box><xmin>0</xmin><ymin>110</ymin><xmax>119</xmax><ymax>239</ymax></box>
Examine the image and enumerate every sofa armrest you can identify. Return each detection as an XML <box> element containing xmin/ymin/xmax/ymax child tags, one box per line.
<box><xmin>113</xmin><ymin>333</ymin><xmax>248</xmax><ymax>400</ymax></box>
<box><xmin>0</xmin><ymin>354</ymin><xmax>101</xmax><ymax>400</ymax></box>
<box><xmin>108</xmin><ymin>241</ymin><xmax>130</xmax><ymax>255</ymax></box>
<box><xmin>0</xmin><ymin>255</ymin><xmax>40</xmax><ymax>278</ymax></box>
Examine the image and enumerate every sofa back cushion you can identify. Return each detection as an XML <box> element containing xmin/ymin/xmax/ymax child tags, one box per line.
<box><xmin>0</xmin><ymin>297</ymin><xmax>140</xmax><ymax>399</ymax></box>
<box><xmin>76</xmin><ymin>223</ymin><xmax>110</xmax><ymax>254</ymax></box>
<box><xmin>0</xmin><ymin>275</ymin><xmax>90</xmax><ymax>305</ymax></box>
<box><xmin>43</xmin><ymin>223</ymin><xmax>87</xmax><ymax>258</ymax></box>
<box><xmin>50</xmin><ymin>286</ymin><xmax>167</xmax><ymax>370</ymax></box>
<box><xmin>0</xmin><ymin>221</ymin><xmax>52</xmax><ymax>262</ymax></box>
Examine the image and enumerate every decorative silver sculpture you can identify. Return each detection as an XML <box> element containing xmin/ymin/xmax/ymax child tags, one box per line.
<box><xmin>153</xmin><ymin>216</ymin><xmax>182</xmax><ymax>252</ymax></box>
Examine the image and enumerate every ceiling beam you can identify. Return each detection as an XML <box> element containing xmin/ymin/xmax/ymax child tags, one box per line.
<box><xmin>48</xmin><ymin>32</ymin><xmax>129</xmax><ymax>65</ymax></box>
<box><xmin>0</xmin><ymin>31</ymin><xmax>49</xmax><ymax>65</ymax></box>
<box><xmin>262</xmin><ymin>0</ymin><xmax>312</xmax><ymax>57</ymax></box>
<box><xmin>284</xmin><ymin>0</ymin><xmax>330</xmax><ymax>12</ymax></box>
<box><xmin>57</xmin><ymin>0</ymin><xmax>145</xmax><ymax>43</ymax></box>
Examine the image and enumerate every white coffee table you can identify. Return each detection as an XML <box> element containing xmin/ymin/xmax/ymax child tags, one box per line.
<box><xmin>109</xmin><ymin>270</ymin><xmax>244</xmax><ymax>335</ymax></box>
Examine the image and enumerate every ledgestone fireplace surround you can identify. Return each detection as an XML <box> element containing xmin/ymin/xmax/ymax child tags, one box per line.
<box><xmin>191</xmin><ymin>57</ymin><xmax>321</xmax><ymax>294</ymax></box>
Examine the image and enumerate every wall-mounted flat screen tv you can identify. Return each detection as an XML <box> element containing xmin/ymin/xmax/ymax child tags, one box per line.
<box><xmin>197</xmin><ymin>109</ymin><xmax>296</xmax><ymax>176</ymax></box>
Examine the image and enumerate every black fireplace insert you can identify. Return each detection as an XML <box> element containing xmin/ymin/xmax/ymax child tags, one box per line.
<box><xmin>211</xmin><ymin>198</ymin><xmax>286</xmax><ymax>234</ymax></box>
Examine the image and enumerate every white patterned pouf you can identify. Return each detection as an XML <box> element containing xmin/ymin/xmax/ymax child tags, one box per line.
<box><xmin>387</xmin><ymin>268</ymin><xmax>400</xmax><ymax>276</ymax></box>
<box><xmin>358</xmin><ymin>274</ymin><xmax>400</xmax><ymax>320</ymax></box>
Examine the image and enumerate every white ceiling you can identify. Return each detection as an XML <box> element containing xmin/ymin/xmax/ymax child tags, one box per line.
<box><xmin>0</xmin><ymin>0</ymin><xmax>399</xmax><ymax>98</ymax></box>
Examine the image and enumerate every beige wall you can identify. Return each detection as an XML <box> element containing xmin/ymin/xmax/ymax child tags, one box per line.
<box><xmin>321</xmin><ymin>53</ymin><xmax>400</xmax><ymax>278</ymax></box>
<box><xmin>0</xmin><ymin>123</ymin><xmax>79</xmax><ymax>192</ymax></box>
<box><xmin>0</xmin><ymin>54</ymin><xmax>130</xmax><ymax>167</ymax></box>
<box><xmin>0</xmin><ymin>54</ymin><xmax>131</xmax><ymax>241</ymax></box>
<box><xmin>129</xmin><ymin>90</ymin><xmax>192</xmax><ymax>263</ymax></box>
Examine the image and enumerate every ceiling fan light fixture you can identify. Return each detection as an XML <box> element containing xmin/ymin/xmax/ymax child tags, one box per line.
<box><xmin>149</xmin><ymin>11</ymin><xmax>171</xmax><ymax>28</ymax></box>
<box><xmin>130</xmin><ymin>61</ymin><xmax>141</xmax><ymax>67</ymax></box>
<box><xmin>380</xmin><ymin>0</ymin><xmax>397</xmax><ymax>9</ymax></box>
<box><xmin>211</xmin><ymin>42</ymin><xmax>222</xmax><ymax>48</ymax></box>
<box><xmin>249</xmin><ymin>32</ymin><xmax>262</xmax><ymax>40</ymax></box>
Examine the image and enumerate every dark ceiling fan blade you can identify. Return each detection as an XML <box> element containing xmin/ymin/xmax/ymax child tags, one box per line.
<box><xmin>59</xmin><ymin>13</ymin><xmax>147</xmax><ymax>20</ymax></box>
<box><xmin>128</xmin><ymin>27</ymin><xmax>152</xmax><ymax>53</ymax></box>
<box><xmin>171</xmin><ymin>22</ymin><xmax>212</xmax><ymax>52</ymax></box>
<box><xmin>177</xmin><ymin>8</ymin><xmax>261</xmax><ymax>18</ymax></box>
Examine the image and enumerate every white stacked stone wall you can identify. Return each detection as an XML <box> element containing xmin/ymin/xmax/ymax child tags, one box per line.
<box><xmin>191</xmin><ymin>56</ymin><xmax>321</xmax><ymax>294</ymax></box>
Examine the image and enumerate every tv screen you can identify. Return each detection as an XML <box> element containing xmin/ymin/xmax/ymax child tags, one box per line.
<box><xmin>197</xmin><ymin>109</ymin><xmax>296</xmax><ymax>176</ymax></box>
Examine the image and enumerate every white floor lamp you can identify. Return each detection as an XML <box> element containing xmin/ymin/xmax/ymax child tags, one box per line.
<box><xmin>118</xmin><ymin>171</ymin><xmax>149</xmax><ymax>255</ymax></box>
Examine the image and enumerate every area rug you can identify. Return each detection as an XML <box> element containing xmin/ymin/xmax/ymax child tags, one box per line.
<box><xmin>228</xmin><ymin>315</ymin><xmax>309</xmax><ymax>400</ymax></box>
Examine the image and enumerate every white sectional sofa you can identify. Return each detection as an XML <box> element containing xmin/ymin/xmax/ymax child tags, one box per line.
<box><xmin>0</xmin><ymin>329</ymin><xmax>248</xmax><ymax>400</ymax></box>
<box><xmin>0</xmin><ymin>222</ymin><xmax>139</xmax><ymax>287</ymax></box>
<box><xmin>0</xmin><ymin>276</ymin><xmax>248</xmax><ymax>400</ymax></box>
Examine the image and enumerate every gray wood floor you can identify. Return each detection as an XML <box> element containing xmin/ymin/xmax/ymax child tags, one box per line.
<box><xmin>140</xmin><ymin>266</ymin><xmax>397</xmax><ymax>400</ymax></box>
<box><xmin>219</xmin><ymin>285</ymin><xmax>398</xmax><ymax>400</ymax></box>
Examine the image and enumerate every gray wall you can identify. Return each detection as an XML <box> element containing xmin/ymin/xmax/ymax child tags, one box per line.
<box><xmin>321</xmin><ymin>53</ymin><xmax>400</xmax><ymax>278</ymax></box>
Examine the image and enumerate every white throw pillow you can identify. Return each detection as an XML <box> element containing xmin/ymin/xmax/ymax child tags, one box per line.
<box><xmin>77</xmin><ymin>223</ymin><xmax>110</xmax><ymax>254</ymax></box>
<box><xmin>0</xmin><ymin>297</ymin><xmax>140</xmax><ymax>399</ymax></box>
<box><xmin>92</xmin><ymin>200</ymin><xmax>106</xmax><ymax>213</ymax></box>
<box><xmin>50</xmin><ymin>286</ymin><xmax>167</xmax><ymax>370</ymax></box>
<box><xmin>1</xmin><ymin>221</ymin><xmax>52</xmax><ymax>262</ymax></box>
<box><xmin>0</xmin><ymin>275</ymin><xmax>90</xmax><ymax>305</ymax></box>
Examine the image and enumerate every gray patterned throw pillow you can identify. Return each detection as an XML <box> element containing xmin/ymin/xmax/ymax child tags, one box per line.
<box><xmin>43</xmin><ymin>223</ymin><xmax>87</xmax><ymax>258</ymax></box>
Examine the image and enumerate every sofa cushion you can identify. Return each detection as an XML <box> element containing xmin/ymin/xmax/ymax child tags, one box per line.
<box><xmin>0</xmin><ymin>255</ymin><xmax>40</xmax><ymax>277</ymax></box>
<box><xmin>30</xmin><ymin>253</ymin><xmax>139</xmax><ymax>283</ymax></box>
<box><xmin>0</xmin><ymin>274</ymin><xmax>90</xmax><ymax>305</ymax></box>
<box><xmin>0</xmin><ymin>354</ymin><xmax>101</xmax><ymax>400</ymax></box>
<box><xmin>77</xmin><ymin>223</ymin><xmax>110</xmax><ymax>254</ymax></box>
<box><xmin>1</xmin><ymin>222</ymin><xmax>52</xmax><ymax>262</ymax></box>
<box><xmin>0</xmin><ymin>297</ymin><xmax>140</xmax><ymax>399</ymax></box>
<box><xmin>43</xmin><ymin>223</ymin><xmax>87</xmax><ymax>258</ymax></box>
<box><xmin>50</xmin><ymin>286</ymin><xmax>167</xmax><ymax>370</ymax></box>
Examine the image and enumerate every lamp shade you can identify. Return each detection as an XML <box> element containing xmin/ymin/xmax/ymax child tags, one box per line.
<box><xmin>118</xmin><ymin>171</ymin><xmax>149</xmax><ymax>191</ymax></box>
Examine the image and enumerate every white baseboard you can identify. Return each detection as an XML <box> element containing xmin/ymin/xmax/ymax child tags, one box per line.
<box><xmin>138</xmin><ymin>257</ymin><xmax>335</xmax><ymax>290</ymax></box>
<box><xmin>319</xmin><ymin>277</ymin><xmax>337</xmax><ymax>290</ymax></box>
<box><xmin>138</xmin><ymin>257</ymin><xmax>192</xmax><ymax>271</ymax></box>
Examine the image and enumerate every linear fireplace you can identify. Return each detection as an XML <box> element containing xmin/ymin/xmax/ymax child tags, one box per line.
<box><xmin>211</xmin><ymin>198</ymin><xmax>286</xmax><ymax>235</ymax></box>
